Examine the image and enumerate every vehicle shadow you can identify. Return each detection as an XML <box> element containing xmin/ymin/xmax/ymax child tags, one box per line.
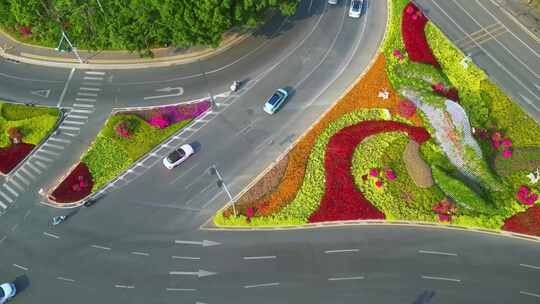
<box><xmin>12</xmin><ymin>274</ymin><xmax>30</xmax><ymax>294</ymax></box>
<box><xmin>412</xmin><ymin>290</ymin><xmax>436</xmax><ymax>304</ymax></box>
<box><xmin>190</xmin><ymin>141</ymin><xmax>203</xmax><ymax>154</ymax></box>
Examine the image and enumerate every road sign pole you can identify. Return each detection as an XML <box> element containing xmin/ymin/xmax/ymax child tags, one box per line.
<box><xmin>211</xmin><ymin>165</ymin><xmax>237</xmax><ymax>216</ymax></box>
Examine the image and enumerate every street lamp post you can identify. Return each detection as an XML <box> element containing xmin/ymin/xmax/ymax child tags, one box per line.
<box><xmin>209</xmin><ymin>165</ymin><xmax>237</xmax><ymax>216</ymax></box>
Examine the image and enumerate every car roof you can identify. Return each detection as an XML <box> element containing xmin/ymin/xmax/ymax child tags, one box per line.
<box><xmin>267</xmin><ymin>91</ymin><xmax>284</xmax><ymax>106</ymax></box>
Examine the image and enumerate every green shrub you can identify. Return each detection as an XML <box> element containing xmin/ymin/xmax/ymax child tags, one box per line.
<box><xmin>1</xmin><ymin>103</ymin><xmax>59</xmax><ymax>121</ymax></box>
<box><xmin>82</xmin><ymin>137</ymin><xmax>132</xmax><ymax>190</ymax></box>
<box><xmin>494</xmin><ymin>147</ymin><xmax>540</xmax><ymax>176</ymax></box>
<box><xmin>431</xmin><ymin>165</ymin><xmax>495</xmax><ymax>214</ymax></box>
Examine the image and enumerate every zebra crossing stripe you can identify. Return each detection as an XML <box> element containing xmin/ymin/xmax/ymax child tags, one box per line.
<box><xmin>67</xmin><ymin>114</ymin><xmax>88</xmax><ymax>119</ymax></box>
<box><xmin>62</xmin><ymin>132</ymin><xmax>78</xmax><ymax>137</ymax></box>
<box><xmin>0</xmin><ymin>190</ymin><xmax>13</xmax><ymax>203</ymax></box>
<box><xmin>39</xmin><ymin>149</ymin><xmax>60</xmax><ymax>156</ymax></box>
<box><xmin>73</xmin><ymin>103</ymin><xmax>94</xmax><ymax>108</ymax></box>
<box><xmin>75</xmin><ymin>98</ymin><xmax>96</xmax><ymax>102</ymax></box>
<box><xmin>70</xmin><ymin>109</ymin><xmax>93</xmax><ymax>114</ymax></box>
<box><xmin>0</xmin><ymin>200</ymin><xmax>7</xmax><ymax>209</ymax></box>
<box><xmin>80</xmin><ymin>87</ymin><xmax>101</xmax><ymax>91</ymax></box>
<box><xmin>14</xmin><ymin>172</ymin><xmax>30</xmax><ymax>186</ymax></box>
<box><xmin>83</xmin><ymin>76</ymin><xmax>104</xmax><ymax>81</ymax></box>
<box><xmin>3</xmin><ymin>184</ymin><xmax>18</xmax><ymax>197</ymax></box>
<box><xmin>59</xmin><ymin>125</ymin><xmax>80</xmax><ymax>130</ymax></box>
<box><xmin>34</xmin><ymin>161</ymin><xmax>48</xmax><ymax>169</ymax></box>
<box><xmin>26</xmin><ymin>163</ymin><xmax>42</xmax><ymax>175</ymax></box>
<box><xmin>8</xmin><ymin>179</ymin><xmax>24</xmax><ymax>191</ymax></box>
<box><xmin>85</xmin><ymin>71</ymin><xmax>105</xmax><ymax>75</ymax></box>
<box><xmin>19</xmin><ymin>166</ymin><xmax>36</xmax><ymax>179</ymax></box>
<box><xmin>33</xmin><ymin>154</ymin><xmax>53</xmax><ymax>163</ymax></box>
<box><xmin>43</xmin><ymin>142</ymin><xmax>65</xmax><ymax>150</ymax></box>
<box><xmin>77</xmin><ymin>92</ymin><xmax>97</xmax><ymax>97</ymax></box>
<box><xmin>63</xmin><ymin>120</ymin><xmax>85</xmax><ymax>125</ymax></box>
<box><xmin>49</xmin><ymin>137</ymin><xmax>71</xmax><ymax>144</ymax></box>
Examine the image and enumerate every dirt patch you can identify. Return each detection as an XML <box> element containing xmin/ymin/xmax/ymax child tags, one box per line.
<box><xmin>403</xmin><ymin>140</ymin><xmax>433</xmax><ymax>187</ymax></box>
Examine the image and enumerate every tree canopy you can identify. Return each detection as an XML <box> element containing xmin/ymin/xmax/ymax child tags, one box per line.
<box><xmin>0</xmin><ymin>0</ymin><xmax>300</xmax><ymax>56</ymax></box>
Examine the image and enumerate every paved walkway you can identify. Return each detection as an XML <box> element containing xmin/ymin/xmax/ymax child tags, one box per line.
<box><xmin>491</xmin><ymin>0</ymin><xmax>540</xmax><ymax>42</ymax></box>
<box><xmin>0</xmin><ymin>27</ymin><xmax>252</xmax><ymax>69</ymax></box>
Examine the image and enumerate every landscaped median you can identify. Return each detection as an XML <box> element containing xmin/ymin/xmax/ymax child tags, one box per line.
<box><xmin>0</xmin><ymin>102</ymin><xmax>60</xmax><ymax>174</ymax></box>
<box><xmin>213</xmin><ymin>0</ymin><xmax>540</xmax><ymax>237</ymax></box>
<box><xmin>48</xmin><ymin>100</ymin><xmax>211</xmax><ymax>204</ymax></box>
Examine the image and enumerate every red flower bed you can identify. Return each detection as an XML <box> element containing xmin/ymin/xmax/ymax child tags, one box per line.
<box><xmin>502</xmin><ymin>205</ymin><xmax>540</xmax><ymax>236</ymax></box>
<box><xmin>50</xmin><ymin>163</ymin><xmax>93</xmax><ymax>203</ymax></box>
<box><xmin>402</xmin><ymin>2</ymin><xmax>440</xmax><ymax>67</ymax></box>
<box><xmin>308</xmin><ymin>120</ymin><xmax>431</xmax><ymax>222</ymax></box>
<box><xmin>432</xmin><ymin>84</ymin><xmax>460</xmax><ymax>102</ymax></box>
<box><xmin>0</xmin><ymin>143</ymin><xmax>35</xmax><ymax>174</ymax></box>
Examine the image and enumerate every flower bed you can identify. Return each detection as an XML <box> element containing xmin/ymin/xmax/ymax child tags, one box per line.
<box><xmin>49</xmin><ymin>163</ymin><xmax>93</xmax><ymax>203</ymax></box>
<box><xmin>309</xmin><ymin>120</ymin><xmax>430</xmax><ymax>222</ymax></box>
<box><xmin>0</xmin><ymin>102</ymin><xmax>60</xmax><ymax>174</ymax></box>
<box><xmin>401</xmin><ymin>2</ymin><xmax>439</xmax><ymax>67</ymax></box>
<box><xmin>50</xmin><ymin>100</ymin><xmax>210</xmax><ymax>203</ymax></box>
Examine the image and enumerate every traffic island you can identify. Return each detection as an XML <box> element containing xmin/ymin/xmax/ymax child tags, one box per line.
<box><xmin>47</xmin><ymin>100</ymin><xmax>211</xmax><ymax>204</ymax></box>
<box><xmin>0</xmin><ymin>102</ymin><xmax>60</xmax><ymax>174</ymax></box>
<box><xmin>213</xmin><ymin>0</ymin><xmax>540</xmax><ymax>238</ymax></box>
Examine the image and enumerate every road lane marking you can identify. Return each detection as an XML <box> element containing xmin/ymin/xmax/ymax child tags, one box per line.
<box><xmin>49</xmin><ymin>137</ymin><xmax>71</xmax><ymax>143</ymax></box>
<box><xmin>61</xmin><ymin>132</ymin><xmax>78</xmax><ymax>137</ymax></box>
<box><xmin>80</xmin><ymin>87</ymin><xmax>101</xmax><ymax>91</ymax></box>
<box><xmin>77</xmin><ymin>92</ymin><xmax>98</xmax><ymax>97</ymax></box>
<box><xmin>67</xmin><ymin>114</ymin><xmax>88</xmax><ymax>120</ymax></box>
<box><xmin>43</xmin><ymin>142</ymin><xmax>65</xmax><ymax>149</ymax></box>
<box><xmin>171</xmin><ymin>256</ymin><xmax>200</xmax><ymax>260</ymax></box>
<box><xmin>0</xmin><ymin>235</ymin><xmax>6</xmax><ymax>243</ymax></box>
<box><xmin>243</xmin><ymin>256</ymin><xmax>276</xmax><ymax>260</ymax></box>
<box><xmin>85</xmin><ymin>71</ymin><xmax>105</xmax><ymax>75</ymax></box>
<box><xmin>0</xmin><ymin>190</ymin><xmax>13</xmax><ymax>203</ymax></box>
<box><xmin>13</xmin><ymin>264</ymin><xmax>28</xmax><ymax>271</ymax></box>
<box><xmin>43</xmin><ymin>232</ymin><xmax>60</xmax><ymax>239</ymax></box>
<box><xmin>8</xmin><ymin>178</ymin><xmax>24</xmax><ymax>191</ymax></box>
<box><xmin>23</xmin><ymin>210</ymin><xmax>31</xmax><ymax>220</ymax></box>
<box><xmin>244</xmin><ymin>282</ymin><xmax>280</xmax><ymax>289</ymax></box>
<box><xmin>328</xmin><ymin>276</ymin><xmax>364</xmax><ymax>281</ymax></box>
<box><xmin>19</xmin><ymin>166</ymin><xmax>37</xmax><ymax>178</ymax></box>
<box><xmin>56</xmin><ymin>276</ymin><xmax>76</xmax><ymax>282</ymax></box>
<box><xmin>26</xmin><ymin>162</ymin><xmax>42</xmax><ymax>174</ymax></box>
<box><xmin>3</xmin><ymin>184</ymin><xmax>18</xmax><ymax>197</ymax></box>
<box><xmin>520</xmin><ymin>263</ymin><xmax>540</xmax><ymax>270</ymax></box>
<box><xmin>418</xmin><ymin>250</ymin><xmax>458</xmax><ymax>256</ymax></box>
<box><xmin>521</xmin><ymin>291</ymin><xmax>540</xmax><ymax>298</ymax></box>
<box><xmin>114</xmin><ymin>285</ymin><xmax>134</xmax><ymax>289</ymax></box>
<box><xmin>421</xmin><ymin>275</ymin><xmax>460</xmax><ymax>282</ymax></box>
<box><xmin>165</xmin><ymin>288</ymin><xmax>197</xmax><ymax>292</ymax></box>
<box><xmin>70</xmin><ymin>109</ymin><xmax>93</xmax><ymax>114</ymax></box>
<box><xmin>10</xmin><ymin>224</ymin><xmax>18</xmax><ymax>231</ymax></box>
<box><xmin>131</xmin><ymin>251</ymin><xmax>150</xmax><ymax>256</ymax></box>
<box><xmin>58</xmin><ymin>68</ymin><xmax>75</xmax><ymax>107</ymax></box>
<box><xmin>0</xmin><ymin>200</ymin><xmax>7</xmax><ymax>209</ymax></box>
<box><xmin>324</xmin><ymin>249</ymin><xmax>359</xmax><ymax>254</ymax></box>
<box><xmin>38</xmin><ymin>149</ymin><xmax>60</xmax><ymax>156</ymax></box>
<box><xmin>91</xmin><ymin>244</ymin><xmax>111</xmax><ymax>251</ymax></box>
<box><xmin>81</xmin><ymin>82</ymin><xmax>102</xmax><ymax>86</ymax></box>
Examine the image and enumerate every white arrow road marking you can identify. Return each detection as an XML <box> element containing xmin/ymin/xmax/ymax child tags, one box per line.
<box><xmin>144</xmin><ymin>87</ymin><xmax>184</xmax><ymax>100</ymax></box>
<box><xmin>30</xmin><ymin>89</ymin><xmax>51</xmax><ymax>98</ymax></box>
<box><xmin>169</xmin><ymin>270</ymin><xmax>217</xmax><ymax>277</ymax></box>
<box><xmin>174</xmin><ymin>240</ymin><xmax>221</xmax><ymax>247</ymax></box>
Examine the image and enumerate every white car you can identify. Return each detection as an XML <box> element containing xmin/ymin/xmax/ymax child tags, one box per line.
<box><xmin>0</xmin><ymin>282</ymin><xmax>16</xmax><ymax>304</ymax></box>
<box><xmin>349</xmin><ymin>0</ymin><xmax>363</xmax><ymax>18</ymax></box>
<box><xmin>163</xmin><ymin>144</ymin><xmax>195</xmax><ymax>170</ymax></box>
<box><xmin>328</xmin><ymin>0</ymin><xmax>338</xmax><ymax>4</ymax></box>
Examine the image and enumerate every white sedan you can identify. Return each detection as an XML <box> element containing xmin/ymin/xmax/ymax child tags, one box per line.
<box><xmin>0</xmin><ymin>282</ymin><xmax>16</xmax><ymax>304</ymax></box>
<box><xmin>163</xmin><ymin>144</ymin><xmax>195</xmax><ymax>170</ymax></box>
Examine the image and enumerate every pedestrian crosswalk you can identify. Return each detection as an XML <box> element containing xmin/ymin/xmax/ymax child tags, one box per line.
<box><xmin>0</xmin><ymin>70</ymin><xmax>106</xmax><ymax>211</ymax></box>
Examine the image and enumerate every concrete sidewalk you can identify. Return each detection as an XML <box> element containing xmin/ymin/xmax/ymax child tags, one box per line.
<box><xmin>491</xmin><ymin>0</ymin><xmax>540</xmax><ymax>43</ymax></box>
<box><xmin>0</xmin><ymin>28</ymin><xmax>253</xmax><ymax>69</ymax></box>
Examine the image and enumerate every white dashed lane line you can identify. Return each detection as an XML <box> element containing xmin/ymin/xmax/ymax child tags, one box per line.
<box><xmin>418</xmin><ymin>250</ymin><xmax>458</xmax><ymax>256</ymax></box>
<box><xmin>131</xmin><ymin>251</ymin><xmax>150</xmax><ymax>257</ymax></box>
<box><xmin>324</xmin><ymin>249</ymin><xmax>359</xmax><ymax>254</ymax></box>
<box><xmin>43</xmin><ymin>232</ymin><xmax>60</xmax><ymax>239</ymax></box>
<box><xmin>91</xmin><ymin>245</ymin><xmax>111</xmax><ymax>251</ymax></box>
<box><xmin>328</xmin><ymin>276</ymin><xmax>364</xmax><ymax>281</ymax></box>
<box><xmin>421</xmin><ymin>275</ymin><xmax>461</xmax><ymax>283</ymax></box>
<box><xmin>13</xmin><ymin>264</ymin><xmax>28</xmax><ymax>271</ymax></box>
<box><xmin>171</xmin><ymin>256</ymin><xmax>200</xmax><ymax>260</ymax></box>
<box><xmin>165</xmin><ymin>288</ymin><xmax>197</xmax><ymax>292</ymax></box>
<box><xmin>56</xmin><ymin>276</ymin><xmax>76</xmax><ymax>283</ymax></box>
<box><xmin>520</xmin><ymin>263</ymin><xmax>540</xmax><ymax>270</ymax></box>
<box><xmin>243</xmin><ymin>256</ymin><xmax>276</xmax><ymax>260</ymax></box>
<box><xmin>521</xmin><ymin>291</ymin><xmax>540</xmax><ymax>298</ymax></box>
<box><xmin>244</xmin><ymin>282</ymin><xmax>280</xmax><ymax>289</ymax></box>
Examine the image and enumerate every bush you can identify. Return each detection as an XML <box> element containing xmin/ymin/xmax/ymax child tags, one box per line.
<box><xmin>7</xmin><ymin>127</ymin><xmax>23</xmax><ymax>143</ymax></box>
<box><xmin>431</xmin><ymin>165</ymin><xmax>495</xmax><ymax>214</ymax></box>
<box><xmin>114</xmin><ymin>120</ymin><xmax>134</xmax><ymax>138</ymax></box>
<box><xmin>494</xmin><ymin>147</ymin><xmax>540</xmax><ymax>176</ymax></box>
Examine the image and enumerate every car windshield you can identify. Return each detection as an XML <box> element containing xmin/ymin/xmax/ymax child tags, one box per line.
<box><xmin>267</xmin><ymin>92</ymin><xmax>283</xmax><ymax>106</ymax></box>
<box><xmin>0</xmin><ymin>286</ymin><xmax>4</xmax><ymax>297</ymax></box>
<box><xmin>353</xmin><ymin>1</ymin><xmax>361</xmax><ymax>10</ymax></box>
<box><xmin>167</xmin><ymin>149</ymin><xmax>185</xmax><ymax>163</ymax></box>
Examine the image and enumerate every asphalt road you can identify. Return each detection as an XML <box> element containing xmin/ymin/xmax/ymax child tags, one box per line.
<box><xmin>0</xmin><ymin>0</ymin><xmax>539</xmax><ymax>303</ymax></box>
<box><xmin>414</xmin><ymin>0</ymin><xmax>540</xmax><ymax>121</ymax></box>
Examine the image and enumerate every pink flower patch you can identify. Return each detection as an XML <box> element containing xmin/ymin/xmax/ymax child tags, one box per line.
<box><xmin>375</xmin><ymin>180</ymin><xmax>383</xmax><ymax>188</ymax></box>
<box><xmin>438</xmin><ymin>214</ymin><xmax>451</xmax><ymax>222</ymax></box>
<box><xmin>502</xmin><ymin>148</ymin><xmax>512</xmax><ymax>158</ymax></box>
<box><xmin>386</xmin><ymin>169</ymin><xmax>397</xmax><ymax>180</ymax></box>
<box><xmin>370</xmin><ymin>168</ymin><xmax>379</xmax><ymax>177</ymax></box>
<box><xmin>502</xmin><ymin>138</ymin><xmax>512</xmax><ymax>147</ymax></box>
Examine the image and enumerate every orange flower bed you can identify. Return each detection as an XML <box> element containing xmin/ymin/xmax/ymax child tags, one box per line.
<box><xmin>232</xmin><ymin>54</ymin><xmax>423</xmax><ymax>217</ymax></box>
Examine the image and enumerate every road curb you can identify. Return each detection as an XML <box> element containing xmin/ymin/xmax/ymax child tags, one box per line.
<box><xmin>0</xmin><ymin>30</ymin><xmax>253</xmax><ymax>70</ymax></box>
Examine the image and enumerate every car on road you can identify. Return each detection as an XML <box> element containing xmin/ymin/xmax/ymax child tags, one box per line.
<box><xmin>349</xmin><ymin>0</ymin><xmax>363</xmax><ymax>18</ymax></box>
<box><xmin>163</xmin><ymin>144</ymin><xmax>195</xmax><ymax>170</ymax></box>
<box><xmin>263</xmin><ymin>88</ymin><xmax>289</xmax><ymax>115</ymax></box>
<box><xmin>328</xmin><ymin>0</ymin><xmax>338</xmax><ymax>4</ymax></box>
<box><xmin>0</xmin><ymin>282</ymin><xmax>16</xmax><ymax>304</ymax></box>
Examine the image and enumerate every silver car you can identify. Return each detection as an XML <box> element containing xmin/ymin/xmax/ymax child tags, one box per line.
<box><xmin>349</xmin><ymin>0</ymin><xmax>363</xmax><ymax>18</ymax></box>
<box><xmin>328</xmin><ymin>0</ymin><xmax>338</xmax><ymax>4</ymax></box>
<box><xmin>0</xmin><ymin>282</ymin><xmax>16</xmax><ymax>304</ymax></box>
<box><xmin>163</xmin><ymin>144</ymin><xmax>195</xmax><ymax>170</ymax></box>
